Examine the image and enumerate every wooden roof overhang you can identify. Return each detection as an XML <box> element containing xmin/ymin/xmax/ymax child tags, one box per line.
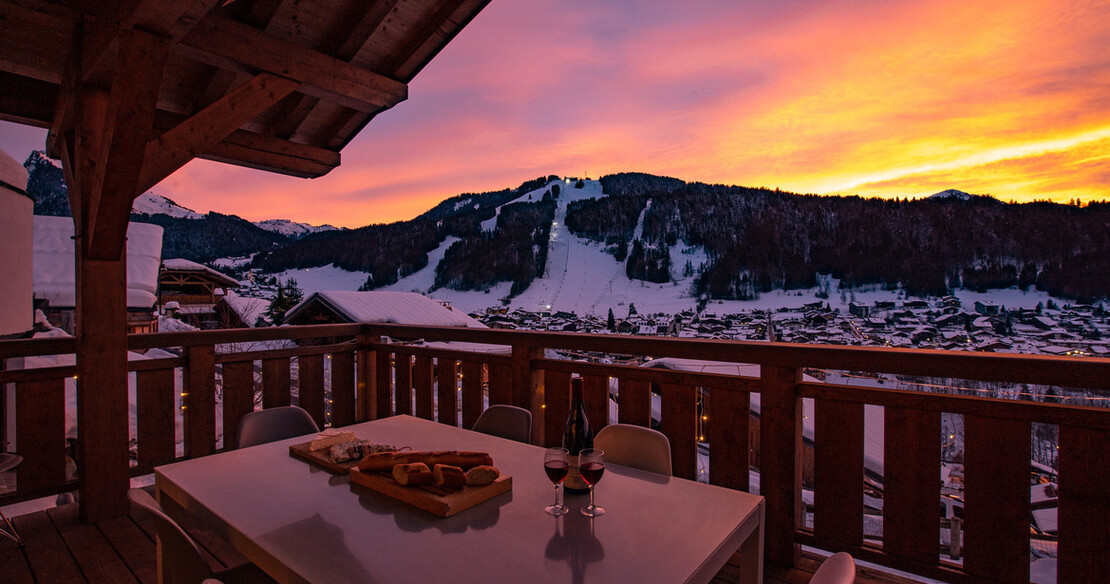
<box><xmin>0</xmin><ymin>0</ymin><xmax>491</xmax><ymax>522</ymax></box>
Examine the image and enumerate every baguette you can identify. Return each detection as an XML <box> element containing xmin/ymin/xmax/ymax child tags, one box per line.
<box><xmin>432</xmin><ymin>464</ymin><xmax>468</xmax><ymax>489</ymax></box>
<box><xmin>357</xmin><ymin>450</ymin><xmax>493</xmax><ymax>472</ymax></box>
<box><xmin>392</xmin><ymin>462</ymin><xmax>433</xmax><ymax>486</ymax></box>
<box><xmin>465</xmin><ymin>465</ymin><xmax>500</xmax><ymax>486</ymax></box>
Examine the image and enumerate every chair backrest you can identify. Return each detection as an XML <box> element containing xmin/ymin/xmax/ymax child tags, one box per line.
<box><xmin>128</xmin><ymin>488</ymin><xmax>212</xmax><ymax>584</ymax></box>
<box><xmin>472</xmin><ymin>405</ymin><xmax>533</xmax><ymax>443</ymax></box>
<box><xmin>810</xmin><ymin>552</ymin><xmax>856</xmax><ymax>584</ymax></box>
<box><xmin>236</xmin><ymin>406</ymin><xmax>320</xmax><ymax>449</ymax></box>
<box><xmin>593</xmin><ymin>423</ymin><xmax>672</xmax><ymax>476</ymax></box>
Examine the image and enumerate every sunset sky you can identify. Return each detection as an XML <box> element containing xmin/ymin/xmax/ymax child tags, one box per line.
<box><xmin>2</xmin><ymin>0</ymin><xmax>1109</xmax><ymax>228</ymax></box>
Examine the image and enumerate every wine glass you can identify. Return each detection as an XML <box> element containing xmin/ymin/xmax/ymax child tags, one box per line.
<box><xmin>578</xmin><ymin>448</ymin><xmax>605</xmax><ymax>517</ymax></box>
<box><xmin>544</xmin><ymin>447</ymin><xmax>570</xmax><ymax>516</ymax></box>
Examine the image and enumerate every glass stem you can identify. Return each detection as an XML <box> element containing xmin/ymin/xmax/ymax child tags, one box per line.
<box><xmin>554</xmin><ymin>483</ymin><xmax>560</xmax><ymax>507</ymax></box>
<box><xmin>589</xmin><ymin>485</ymin><xmax>595</xmax><ymax>510</ymax></box>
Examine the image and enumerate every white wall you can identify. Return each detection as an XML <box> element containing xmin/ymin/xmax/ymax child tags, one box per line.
<box><xmin>0</xmin><ymin>150</ymin><xmax>32</xmax><ymax>336</ymax></box>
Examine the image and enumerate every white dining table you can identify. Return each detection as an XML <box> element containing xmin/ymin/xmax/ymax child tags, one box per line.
<box><xmin>155</xmin><ymin>415</ymin><xmax>764</xmax><ymax>584</ymax></box>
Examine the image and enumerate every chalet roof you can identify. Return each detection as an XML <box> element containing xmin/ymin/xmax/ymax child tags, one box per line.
<box><xmin>33</xmin><ymin>216</ymin><xmax>163</xmax><ymax>309</ymax></box>
<box><xmin>161</xmin><ymin>257</ymin><xmax>240</xmax><ymax>287</ymax></box>
<box><xmin>0</xmin><ymin>0</ymin><xmax>490</xmax><ymax>179</ymax></box>
<box><xmin>287</xmin><ymin>290</ymin><xmax>485</xmax><ymax>328</ymax></box>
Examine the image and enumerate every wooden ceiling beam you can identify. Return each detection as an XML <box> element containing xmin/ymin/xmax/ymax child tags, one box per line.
<box><xmin>0</xmin><ymin>71</ymin><xmax>56</xmax><ymax>128</ymax></box>
<box><xmin>139</xmin><ymin>72</ymin><xmax>300</xmax><ymax>193</ymax></box>
<box><xmin>179</xmin><ymin>13</ymin><xmax>407</xmax><ymax>113</ymax></box>
<box><xmin>0</xmin><ymin>0</ymin><xmax>72</xmax><ymax>84</ymax></box>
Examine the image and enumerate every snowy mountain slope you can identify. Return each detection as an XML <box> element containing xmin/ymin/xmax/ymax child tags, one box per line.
<box><xmin>254</xmin><ymin>218</ymin><xmax>340</xmax><ymax>239</ymax></box>
<box><xmin>132</xmin><ymin>193</ymin><xmax>204</xmax><ymax>219</ymax></box>
<box><xmin>928</xmin><ymin>188</ymin><xmax>974</xmax><ymax>201</ymax></box>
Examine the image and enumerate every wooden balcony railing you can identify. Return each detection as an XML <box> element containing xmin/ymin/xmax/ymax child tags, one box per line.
<box><xmin>2</xmin><ymin>323</ymin><xmax>1109</xmax><ymax>584</ymax></box>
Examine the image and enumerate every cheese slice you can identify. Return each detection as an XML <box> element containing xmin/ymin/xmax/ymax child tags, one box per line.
<box><xmin>308</xmin><ymin>429</ymin><xmax>356</xmax><ymax>451</ymax></box>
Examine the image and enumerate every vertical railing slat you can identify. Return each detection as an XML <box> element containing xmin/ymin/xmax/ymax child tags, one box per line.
<box><xmin>761</xmin><ymin>365</ymin><xmax>802</xmax><ymax>566</ymax></box>
<box><xmin>413</xmin><ymin>355</ymin><xmax>434</xmax><ymax>420</ymax></box>
<box><xmin>617</xmin><ymin>378</ymin><xmax>651</xmax><ymax>426</ymax></box>
<box><xmin>261</xmin><ymin>358</ymin><xmax>291</xmax><ymax>408</ymax></box>
<box><xmin>708</xmin><ymin>387</ymin><xmax>749</xmax><ymax>491</ymax></box>
<box><xmin>488</xmin><ymin>364</ymin><xmax>511</xmax><ymax>406</ymax></box>
<box><xmin>659</xmin><ymin>383</ymin><xmax>697</xmax><ymax>480</ymax></box>
<box><xmin>221</xmin><ymin>361</ymin><xmax>255</xmax><ymax>450</ymax></box>
<box><xmin>137</xmin><ymin>368</ymin><xmax>176</xmax><ymax>469</ymax></box>
<box><xmin>375</xmin><ymin>350</ymin><xmax>392</xmax><ymax>419</ymax></box>
<box><xmin>15</xmin><ymin>379</ymin><xmax>67</xmax><ymax>491</ymax></box>
<box><xmin>814</xmin><ymin>399</ymin><xmax>864</xmax><ymax>546</ymax></box>
<box><xmin>544</xmin><ymin>371</ymin><xmax>571</xmax><ymax>447</ymax></box>
<box><xmin>883</xmin><ymin>407</ymin><xmax>941</xmax><ymax>563</ymax></box>
<box><xmin>184</xmin><ymin>345</ymin><xmax>216</xmax><ymax>458</ymax></box>
<box><xmin>436</xmin><ymin>359</ymin><xmax>458</xmax><ymax>426</ymax></box>
<box><xmin>583</xmin><ymin>375</ymin><xmax>609</xmax><ymax>431</ymax></box>
<box><xmin>963</xmin><ymin>415</ymin><xmax>1030</xmax><ymax>583</ymax></box>
<box><xmin>1059</xmin><ymin>425</ymin><xmax>1110</xmax><ymax>583</ymax></box>
<box><xmin>394</xmin><ymin>353</ymin><xmax>412</xmax><ymax>416</ymax></box>
<box><xmin>298</xmin><ymin>354</ymin><xmax>325</xmax><ymax>428</ymax></box>
<box><xmin>460</xmin><ymin>361</ymin><xmax>483</xmax><ymax>429</ymax></box>
<box><xmin>331</xmin><ymin>352</ymin><xmax>356</xmax><ymax>427</ymax></box>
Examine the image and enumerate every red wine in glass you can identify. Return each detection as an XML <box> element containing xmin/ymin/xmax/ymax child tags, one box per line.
<box><xmin>545</xmin><ymin>460</ymin><xmax>570</xmax><ymax>483</ymax></box>
<box><xmin>579</xmin><ymin>461</ymin><xmax>605</xmax><ymax>485</ymax></box>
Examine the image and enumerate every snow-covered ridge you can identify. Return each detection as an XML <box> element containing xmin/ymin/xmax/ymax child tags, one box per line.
<box><xmin>132</xmin><ymin>193</ymin><xmax>204</xmax><ymax>219</ymax></box>
<box><xmin>254</xmin><ymin>218</ymin><xmax>340</xmax><ymax>238</ymax></box>
<box><xmin>928</xmin><ymin>189</ymin><xmax>973</xmax><ymax>200</ymax></box>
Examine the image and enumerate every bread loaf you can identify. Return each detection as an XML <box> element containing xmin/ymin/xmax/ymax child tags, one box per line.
<box><xmin>432</xmin><ymin>464</ymin><xmax>468</xmax><ymax>489</ymax></box>
<box><xmin>308</xmin><ymin>429</ymin><xmax>356</xmax><ymax>452</ymax></box>
<box><xmin>357</xmin><ymin>450</ymin><xmax>493</xmax><ymax>472</ymax></box>
<box><xmin>392</xmin><ymin>462</ymin><xmax>433</xmax><ymax>486</ymax></box>
<box><xmin>465</xmin><ymin>465</ymin><xmax>500</xmax><ymax>486</ymax></box>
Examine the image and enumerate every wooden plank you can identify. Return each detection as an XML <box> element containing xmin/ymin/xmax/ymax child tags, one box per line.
<box><xmin>96</xmin><ymin>514</ymin><xmax>158</xmax><ymax>584</ymax></box>
<box><xmin>813</xmin><ymin>399</ymin><xmax>864</xmax><ymax>546</ymax></box>
<box><xmin>583</xmin><ymin>374</ymin><xmax>609</xmax><ymax>431</ymax></box>
<box><xmin>460</xmin><ymin>362</ymin><xmax>483</xmax><ymax>430</ymax></box>
<box><xmin>180</xmin><ymin>13</ymin><xmax>407</xmax><ymax>111</ymax></box>
<box><xmin>436</xmin><ymin>359</ymin><xmax>458</xmax><ymax>426</ymax></box>
<box><xmin>963</xmin><ymin>415</ymin><xmax>1030</xmax><ymax>583</ymax></box>
<box><xmin>184</xmin><ymin>345</ymin><xmax>217</xmax><ymax>458</ymax></box>
<box><xmin>11</xmin><ymin>509</ymin><xmax>84</xmax><ymax>584</ymax></box>
<box><xmin>617</xmin><ymin>378</ymin><xmax>651</xmax><ymax>426</ymax></box>
<box><xmin>355</xmin><ymin>337</ymin><xmax>375</xmax><ymax>422</ymax></box>
<box><xmin>882</xmin><ymin>408</ymin><xmax>941</xmax><ymax>564</ymax></box>
<box><xmin>262</xmin><ymin>357</ymin><xmax>291</xmax><ymax>408</ymax></box>
<box><xmin>331</xmin><ymin>351</ymin><xmax>356</xmax><ymax>427</ymax></box>
<box><xmin>708</xmin><ymin>388</ymin><xmax>749</xmax><ymax>491</ymax></box>
<box><xmin>139</xmin><ymin>73</ymin><xmax>300</xmax><ymax>193</ymax></box>
<box><xmin>298</xmin><ymin>354</ymin><xmax>326</xmax><ymax>428</ymax></box>
<box><xmin>659</xmin><ymin>383</ymin><xmax>697</xmax><ymax>480</ymax></box>
<box><xmin>349</xmin><ymin>468</ymin><xmax>511</xmax><ymax>517</ymax></box>
<box><xmin>375</xmin><ymin>349</ymin><xmax>392</xmax><ymax>419</ymax></box>
<box><xmin>15</xmin><ymin>379</ymin><xmax>66</xmax><ymax>492</ymax></box>
<box><xmin>760</xmin><ymin>365</ymin><xmax>802</xmax><ymax>566</ymax></box>
<box><xmin>0</xmin><ymin>526</ymin><xmax>34</xmax><ymax>584</ymax></box>
<box><xmin>395</xmin><ymin>353</ymin><xmax>412</xmax><ymax>416</ymax></box>
<box><xmin>221</xmin><ymin>361</ymin><xmax>255</xmax><ymax>450</ymax></box>
<box><xmin>413</xmin><ymin>355</ymin><xmax>434</xmax><ymax>420</ymax></box>
<box><xmin>489</xmin><ymin>364</ymin><xmax>512</xmax><ymax>406</ymax></box>
<box><xmin>136</xmin><ymin>369</ymin><xmax>176</xmax><ymax>471</ymax></box>
<box><xmin>1058</xmin><ymin>425</ymin><xmax>1110</xmax><ymax>583</ymax></box>
<box><xmin>47</xmin><ymin>504</ymin><xmax>140</xmax><ymax>584</ymax></box>
<box><xmin>544</xmin><ymin>371</ymin><xmax>571</xmax><ymax>447</ymax></box>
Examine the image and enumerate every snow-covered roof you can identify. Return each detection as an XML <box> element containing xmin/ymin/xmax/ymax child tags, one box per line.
<box><xmin>0</xmin><ymin>148</ymin><xmax>29</xmax><ymax>195</ymax></box>
<box><xmin>33</xmin><ymin>215</ymin><xmax>163</xmax><ymax>308</ymax></box>
<box><xmin>288</xmin><ymin>290</ymin><xmax>486</xmax><ymax>327</ymax></box>
<box><xmin>220</xmin><ymin>289</ymin><xmax>269</xmax><ymax>327</ymax></box>
<box><xmin>162</xmin><ymin>257</ymin><xmax>240</xmax><ymax>287</ymax></box>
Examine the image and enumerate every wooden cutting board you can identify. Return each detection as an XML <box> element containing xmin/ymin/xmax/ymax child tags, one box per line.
<box><xmin>288</xmin><ymin>441</ymin><xmax>364</xmax><ymax>474</ymax></box>
<box><xmin>349</xmin><ymin>467</ymin><xmax>512</xmax><ymax>517</ymax></box>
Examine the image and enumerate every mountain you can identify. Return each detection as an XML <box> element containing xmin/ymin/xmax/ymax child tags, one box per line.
<box><xmin>131</xmin><ymin>193</ymin><xmax>204</xmax><ymax>219</ymax></box>
<box><xmin>254</xmin><ymin>219</ymin><xmax>341</xmax><ymax>239</ymax></box>
<box><xmin>928</xmin><ymin>189</ymin><xmax>1000</xmax><ymax>204</ymax></box>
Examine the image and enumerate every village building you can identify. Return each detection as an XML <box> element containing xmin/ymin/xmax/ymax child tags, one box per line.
<box><xmin>285</xmin><ymin>290</ymin><xmax>485</xmax><ymax>328</ymax></box>
<box><xmin>158</xmin><ymin>258</ymin><xmax>241</xmax><ymax>329</ymax></box>
<box><xmin>0</xmin><ymin>149</ymin><xmax>33</xmax><ymax>339</ymax></box>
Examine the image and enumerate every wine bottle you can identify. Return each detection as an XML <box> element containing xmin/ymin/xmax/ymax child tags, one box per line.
<box><xmin>562</xmin><ymin>376</ymin><xmax>593</xmax><ymax>493</ymax></box>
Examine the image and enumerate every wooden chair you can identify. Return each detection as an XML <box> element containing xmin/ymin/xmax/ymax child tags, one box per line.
<box><xmin>810</xmin><ymin>552</ymin><xmax>856</xmax><ymax>584</ymax></box>
<box><xmin>0</xmin><ymin>453</ymin><xmax>23</xmax><ymax>545</ymax></box>
<box><xmin>472</xmin><ymin>405</ymin><xmax>532</xmax><ymax>443</ymax></box>
<box><xmin>127</xmin><ymin>489</ymin><xmax>275</xmax><ymax>584</ymax></box>
<box><xmin>236</xmin><ymin>406</ymin><xmax>319</xmax><ymax>449</ymax></box>
<box><xmin>594</xmin><ymin>424</ymin><xmax>672</xmax><ymax>476</ymax></box>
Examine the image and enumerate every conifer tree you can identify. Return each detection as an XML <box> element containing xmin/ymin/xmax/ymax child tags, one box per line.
<box><xmin>607</xmin><ymin>308</ymin><xmax>616</xmax><ymax>331</ymax></box>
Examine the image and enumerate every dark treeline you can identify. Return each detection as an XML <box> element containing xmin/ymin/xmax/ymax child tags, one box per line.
<box><xmin>435</xmin><ymin>192</ymin><xmax>557</xmax><ymax>296</ymax></box>
<box><xmin>570</xmin><ymin>174</ymin><xmax>1110</xmax><ymax>303</ymax></box>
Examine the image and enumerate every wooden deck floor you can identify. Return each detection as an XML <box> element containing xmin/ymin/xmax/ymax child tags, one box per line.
<box><xmin>2</xmin><ymin>502</ymin><xmax>921</xmax><ymax>584</ymax></box>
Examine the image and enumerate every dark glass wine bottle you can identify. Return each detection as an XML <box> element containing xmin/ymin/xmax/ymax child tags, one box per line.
<box><xmin>562</xmin><ymin>376</ymin><xmax>593</xmax><ymax>493</ymax></box>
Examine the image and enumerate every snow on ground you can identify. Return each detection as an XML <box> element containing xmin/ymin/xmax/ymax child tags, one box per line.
<box><xmin>275</xmin><ymin>265</ymin><xmax>370</xmax><ymax>296</ymax></box>
<box><xmin>380</xmin><ymin>236</ymin><xmax>460</xmax><ymax>295</ymax></box>
<box><xmin>132</xmin><ymin>192</ymin><xmax>203</xmax><ymax>219</ymax></box>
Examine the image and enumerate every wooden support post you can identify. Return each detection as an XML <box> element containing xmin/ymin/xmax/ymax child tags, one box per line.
<box><xmin>511</xmin><ymin>345</ymin><xmax>543</xmax><ymax>445</ymax></box>
<box><xmin>355</xmin><ymin>334</ymin><xmax>376</xmax><ymax>421</ymax></box>
<box><xmin>760</xmin><ymin>365</ymin><xmax>802</xmax><ymax>567</ymax></box>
